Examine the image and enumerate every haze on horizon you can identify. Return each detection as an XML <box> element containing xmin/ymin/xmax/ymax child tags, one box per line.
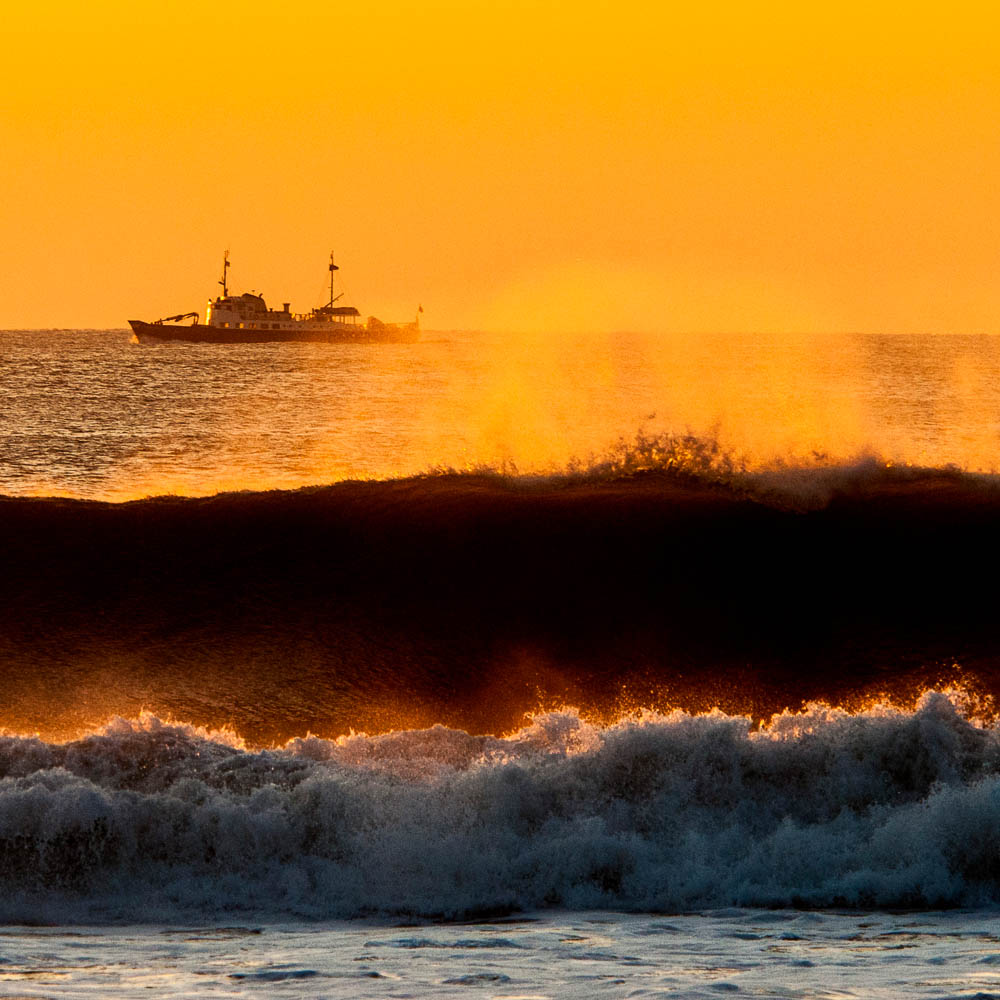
<box><xmin>2</xmin><ymin>1</ymin><xmax>998</xmax><ymax>334</ymax></box>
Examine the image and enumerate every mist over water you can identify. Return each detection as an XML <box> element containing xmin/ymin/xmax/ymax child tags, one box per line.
<box><xmin>3</xmin><ymin>329</ymin><xmax>1000</xmax><ymax>499</ymax></box>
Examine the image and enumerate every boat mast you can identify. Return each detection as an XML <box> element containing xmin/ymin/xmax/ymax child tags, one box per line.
<box><xmin>328</xmin><ymin>251</ymin><xmax>339</xmax><ymax>307</ymax></box>
<box><xmin>219</xmin><ymin>250</ymin><xmax>230</xmax><ymax>297</ymax></box>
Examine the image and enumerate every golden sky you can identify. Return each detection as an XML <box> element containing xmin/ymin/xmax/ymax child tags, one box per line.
<box><xmin>2</xmin><ymin>1</ymin><xmax>998</xmax><ymax>332</ymax></box>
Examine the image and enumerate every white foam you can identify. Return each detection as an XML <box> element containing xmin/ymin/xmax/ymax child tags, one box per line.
<box><xmin>0</xmin><ymin>692</ymin><xmax>997</xmax><ymax>922</ymax></box>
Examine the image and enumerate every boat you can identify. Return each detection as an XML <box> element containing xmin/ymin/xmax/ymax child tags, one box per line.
<box><xmin>129</xmin><ymin>252</ymin><xmax>421</xmax><ymax>344</ymax></box>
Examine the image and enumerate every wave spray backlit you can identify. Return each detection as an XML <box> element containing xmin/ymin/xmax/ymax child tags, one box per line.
<box><xmin>5</xmin><ymin>330</ymin><xmax>1000</xmax><ymax>500</ymax></box>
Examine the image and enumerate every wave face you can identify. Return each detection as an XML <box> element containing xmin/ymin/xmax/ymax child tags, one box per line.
<box><xmin>3</xmin><ymin>462</ymin><xmax>1000</xmax><ymax>743</ymax></box>
<box><xmin>0</xmin><ymin>695</ymin><xmax>998</xmax><ymax>922</ymax></box>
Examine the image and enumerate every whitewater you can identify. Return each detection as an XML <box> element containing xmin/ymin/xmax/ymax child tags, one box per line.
<box><xmin>3</xmin><ymin>694</ymin><xmax>1000</xmax><ymax>922</ymax></box>
<box><xmin>1</xmin><ymin>697</ymin><xmax>999</xmax><ymax>996</ymax></box>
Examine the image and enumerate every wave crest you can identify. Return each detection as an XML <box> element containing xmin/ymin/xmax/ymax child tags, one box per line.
<box><xmin>423</xmin><ymin>428</ymin><xmax>1000</xmax><ymax>513</ymax></box>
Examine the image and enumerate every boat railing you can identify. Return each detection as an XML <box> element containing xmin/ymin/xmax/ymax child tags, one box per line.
<box><xmin>293</xmin><ymin>312</ymin><xmax>359</xmax><ymax>324</ymax></box>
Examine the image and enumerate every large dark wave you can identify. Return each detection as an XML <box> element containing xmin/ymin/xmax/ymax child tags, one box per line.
<box><xmin>2</xmin><ymin>460</ymin><xmax>1000</xmax><ymax>743</ymax></box>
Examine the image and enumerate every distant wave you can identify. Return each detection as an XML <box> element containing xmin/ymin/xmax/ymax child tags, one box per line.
<box><xmin>0</xmin><ymin>692</ymin><xmax>998</xmax><ymax>922</ymax></box>
<box><xmin>419</xmin><ymin>425</ymin><xmax>1000</xmax><ymax>504</ymax></box>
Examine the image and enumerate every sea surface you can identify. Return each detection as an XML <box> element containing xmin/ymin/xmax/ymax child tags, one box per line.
<box><xmin>1</xmin><ymin>327</ymin><xmax>1000</xmax><ymax>997</ymax></box>
<box><xmin>4</xmin><ymin>328</ymin><xmax>1000</xmax><ymax>499</ymax></box>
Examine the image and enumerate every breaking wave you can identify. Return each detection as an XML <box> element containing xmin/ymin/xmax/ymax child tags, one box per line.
<box><xmin>4</xmin><ymin>453</ymin><xmax>1000</xmax><ymax>743</ymax></box>
<box><xmin>1</xmin><ymin>691</ymin><xmax>999</xmax><ymax>923</ymax></box>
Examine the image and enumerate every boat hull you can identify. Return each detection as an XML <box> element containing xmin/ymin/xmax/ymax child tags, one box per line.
<box><xmin>128</xmin><ymin>320</ymin><xmax>420</xmax><ymax>345</ymax></box>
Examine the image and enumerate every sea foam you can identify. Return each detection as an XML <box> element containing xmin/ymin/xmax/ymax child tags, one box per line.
<box><xmin>1</xmin><ymin>691</ymin><xmax>998</xmax><ymax>923</ymax></box>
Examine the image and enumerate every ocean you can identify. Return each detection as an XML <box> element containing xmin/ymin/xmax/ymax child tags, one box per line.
<box><xmin>1</xmin><ymin>328</ymin><xmax>999</xmax><ymax>997</ymax></box>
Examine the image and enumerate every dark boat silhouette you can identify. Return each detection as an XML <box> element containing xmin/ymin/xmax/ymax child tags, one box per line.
<box><xmin>129</xmin><ymin>251</ymin><xmax>420</xmax><ymax>344</ymax></box>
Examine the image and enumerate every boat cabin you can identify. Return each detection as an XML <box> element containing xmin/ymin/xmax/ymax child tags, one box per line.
<box><xmin>206</xmin><ymin>292</ymin><xmax>293</xmax><ymax>330</ymax></box>
<box><xmin>312</xmin><ymin>305</ymin><xmax>361</xmax><ymax>325</ymax></box>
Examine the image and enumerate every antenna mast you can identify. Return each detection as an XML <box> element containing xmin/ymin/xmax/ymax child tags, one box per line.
<box><xmin>219</xmin><ymin>250</ymin><xmax>230</xmax><ymax>297</ymax></box>
<box><xmin>328</xmin><ymin>251</ymin><xmax>339</xmax><ymax>307</ymax></box>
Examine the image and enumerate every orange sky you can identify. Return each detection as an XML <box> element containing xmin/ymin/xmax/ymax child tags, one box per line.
<box><xmin>2</xmin><ymin>1</ymin><xmax>998</xmax><ymax>332</ymax></box>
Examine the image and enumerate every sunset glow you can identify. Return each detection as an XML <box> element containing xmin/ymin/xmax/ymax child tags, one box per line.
<box><xmin>3</xmin><ymin>1</ymin><xmax>998</xmax><ymax>332</ymax></box>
